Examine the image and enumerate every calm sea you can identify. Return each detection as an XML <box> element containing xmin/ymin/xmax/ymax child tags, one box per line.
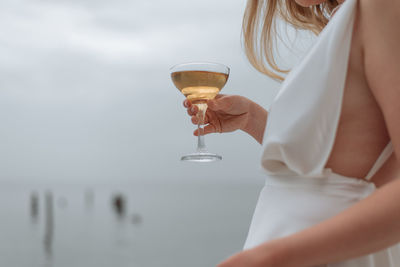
<box><xmin>0</xmin><ymin>182</ymin><xmax>261</xmax><ymax>267</ymax></box>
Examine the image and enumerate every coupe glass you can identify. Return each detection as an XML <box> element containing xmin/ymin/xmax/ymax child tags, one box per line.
<box><xmin>170</xmin><ymin>62</ymin><xmax>230</xmax><ymax>162</ymax></box>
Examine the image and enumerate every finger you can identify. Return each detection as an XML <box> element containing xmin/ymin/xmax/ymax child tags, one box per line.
<box><xmin>193</xmin><ymin>124</ymin><xmax>218</xmax><ymax>136</ymax></box>
<box><xmin>207</xmin><ymin>94</ymin><xmax>226</xmax><ymax>110</ymax></box>
<box><xmin>214</xmin><ymin>94</ymin><xmax>226</xmax><ymax>99</ymax></box>
<box><xmin>206</xmin><ymin>94</ymin><xmax>226</xmax><ymax>109</ymax></box>
<box><xmin>183</xmin><ymin>99</ymin><xmax>192</xmax><ymax>108</ymax></box>
<box><xmin>207</xmin><ymin>95</ymin><xmax>233</xmax><ymax>112</ymax></box>
<box><xmin>186</xmin><ymin>105</ymin><xmax>198</xmax><ymax>116</ymax></box>
<box><xmin>191</xmin><ymin>116</ymin><xmax>199</xmax><ymax>125</ymax></box>
<box><xmin>191</xmin><ymin>115</ymin><xmax>209</xmax><ymax>125</ymax></box>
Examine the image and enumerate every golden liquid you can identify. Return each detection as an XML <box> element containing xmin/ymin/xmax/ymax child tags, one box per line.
<box><xmin>171</xmin><ymin>70</ymin><xmax>228</xmax><ymax>104</ymax></box>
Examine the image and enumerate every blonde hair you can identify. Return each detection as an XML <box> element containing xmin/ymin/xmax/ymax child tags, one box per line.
<box><xmin>242</xmin><ymin>0</ymin><xmax>339</xmax><ymax>81</ymax></box>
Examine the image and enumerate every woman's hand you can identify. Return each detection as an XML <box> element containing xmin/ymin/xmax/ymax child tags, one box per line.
<box><xmin>183</xmin><ymin>94</ymin><xmax>268</xmax><ymax>144</ymax></box>
<box><xmin>184</xmin><ymin>94</ymin><xmax>250</xmax><ymax>136</ymax></box>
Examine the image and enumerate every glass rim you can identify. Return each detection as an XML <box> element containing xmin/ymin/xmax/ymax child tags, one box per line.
<box><xmin>169</xmin><ymin>61</ymin><xmax>230</xmax><ymax>74</ymax></box>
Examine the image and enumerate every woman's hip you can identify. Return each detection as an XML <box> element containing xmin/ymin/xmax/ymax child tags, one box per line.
<box><xmin>244</xmin><ymin>171</ymin><xmax>375</xmax><ymax>250</ymax></box>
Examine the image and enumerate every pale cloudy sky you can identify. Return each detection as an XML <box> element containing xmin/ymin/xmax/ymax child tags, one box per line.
<box><xmin>0</xmin><ymin>0</ymin><xmax>313</xmax><ymax>185</ymax></box>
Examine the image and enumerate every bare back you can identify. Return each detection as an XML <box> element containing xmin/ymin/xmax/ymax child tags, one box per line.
<box><xmin>324</xmin><ymin>2</ymin><xmax>399</xmax><ymax>186</ymax></box>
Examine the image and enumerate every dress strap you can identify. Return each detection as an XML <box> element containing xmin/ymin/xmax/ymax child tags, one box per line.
<box><xmin>364</xmin><ymin>142</ymin><xmax>393</xmax><ymax>180</ymax></box>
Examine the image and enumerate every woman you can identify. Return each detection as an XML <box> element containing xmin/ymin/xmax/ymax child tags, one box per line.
<box><xmin>185</xmin><ymin>0</ymin><xmax>400</xmax><ymax>266</ymax></box>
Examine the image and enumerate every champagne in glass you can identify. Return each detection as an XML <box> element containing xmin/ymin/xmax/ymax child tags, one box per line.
<box><xmin>171</xmin><ymin>71</ymin><xmax>228</xmax><ymax>103</ymax></box>
<box><xmin>170</xmin><ymin>62</ymin><xmax>230</xmax><ymax>162</ymax></box>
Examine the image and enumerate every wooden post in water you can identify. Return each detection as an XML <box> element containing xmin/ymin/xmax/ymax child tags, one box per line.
<box><xmin>44</xmin><ymin>191</ymin><xmax>54</xmax><ymax>259</ymax></box>
<box><xmin>30</xmin><ymin>191</ymin><xmax>39</xmax><ymax>221</ymax></box>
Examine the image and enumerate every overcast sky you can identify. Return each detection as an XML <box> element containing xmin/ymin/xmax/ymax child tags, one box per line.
<box><xmin>0</xmin><ymin>0</ymin><xmax>314</xmax><ymax>185</ymax></box>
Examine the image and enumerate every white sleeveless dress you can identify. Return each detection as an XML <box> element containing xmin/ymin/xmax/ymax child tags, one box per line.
<box><xmin>243</xmin><ymin>0</ymin><xmax>400</xmax><ymax>265</ymax></box>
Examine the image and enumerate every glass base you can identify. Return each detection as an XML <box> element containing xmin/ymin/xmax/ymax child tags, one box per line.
<box><xmin>181</xmin><ymin>152</ymin><xmax>222</xmax><ymax>162</ymax></box>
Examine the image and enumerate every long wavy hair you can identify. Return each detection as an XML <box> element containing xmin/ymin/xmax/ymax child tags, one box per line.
<box><xmin>242</xmin><ymin>0</ymin><xmax>340</xmax><ymax>81</ymax></box>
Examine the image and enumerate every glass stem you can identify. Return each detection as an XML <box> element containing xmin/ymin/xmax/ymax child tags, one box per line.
<box><xmin>196</xmin><ymin>103</ymin><xmax>207</xmax><ymax>153</ymax></box>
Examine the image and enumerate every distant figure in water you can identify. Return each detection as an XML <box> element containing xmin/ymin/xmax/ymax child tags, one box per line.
<box><xmin>44</xmin><ymin>191</ymin><xmax>54</xmax><ymax>259</ymax></box>
<box><xmin>30</xmin><ymin>191</ymin><xmax>39</xmax><ymax>220</ymax></box>
<box><xmin>112</xmin><ymin>194</ymin><xmax>126</xmax><ymax>217</ymax></box>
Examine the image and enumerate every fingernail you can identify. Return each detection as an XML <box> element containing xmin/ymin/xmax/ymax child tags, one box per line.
<box><xmin>191</xmin><ymin>106</ymin><xmax>195</xmax><ymax>112</ymax></box>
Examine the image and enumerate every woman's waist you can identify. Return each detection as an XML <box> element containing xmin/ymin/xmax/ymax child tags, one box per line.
<box><xmin>264</xmin><ymin>168</ymin><xmax>376</xmax><ymax>198</ymax></box>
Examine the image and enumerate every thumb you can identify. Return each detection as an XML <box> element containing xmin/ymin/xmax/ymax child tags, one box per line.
<box><xmin>207</xmin><ymin>96</ymin><xmax>232</xmax><ymax>112</ymax></box>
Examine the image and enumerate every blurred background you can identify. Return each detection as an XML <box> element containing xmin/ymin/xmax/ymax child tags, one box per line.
<box><xmin>0</xmin><ymin>0</ymin><xmax>314</xmax><ymax>266</ymax></box>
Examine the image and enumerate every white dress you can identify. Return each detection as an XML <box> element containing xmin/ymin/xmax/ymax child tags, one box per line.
<box><xmin>243</xmin><ymin>0</ymin><xmax>400</xmax><ymax>265</ymax></box>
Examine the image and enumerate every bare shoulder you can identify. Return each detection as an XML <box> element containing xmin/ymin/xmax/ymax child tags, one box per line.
<box><xmin>359</xmin><ymin>0</ymin><xmax>400</xmax><ymax>54</ymax></box>
<box><xmin>358</xmin><ymin>0</ymin><xmax>400</xmax><ymax>161</ymax></box>
<box><xmin>358</xmin><ymin>0</ymin><xmax>400</xmax><ymax>65</ymax></box>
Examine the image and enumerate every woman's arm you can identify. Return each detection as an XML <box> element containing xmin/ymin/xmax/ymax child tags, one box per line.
<box><xmin>242</xmin><ymin>100</ymin><xmax>268</xmax><ymax>144</ymax></box>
